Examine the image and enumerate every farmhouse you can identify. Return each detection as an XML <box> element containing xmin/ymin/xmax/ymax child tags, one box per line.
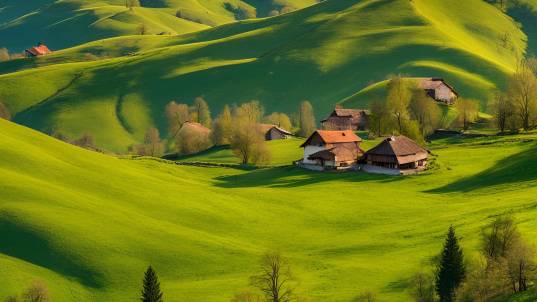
<box><xmin>299</xmin><ymin>130</ymin><xmax>363</xmax><ymax>171</ymax></box>
<box><xmin>25</xmin><ymin>43</ymin><xmax>52</xmax><ymax>57</ymax></box>
<box><xmin>361</xmin><ymin>135</ymin><xmax>428</xmax><ymax>175</ymax></box>
<box><xmin>417</xmin><ymin>78</ymin><xmax>458</xmax><ymax>105</ymax></box>
<box><xmin>258</xmin><ymin>124</ymin><xmax>293</xmax><ymax>140</ymax></box>
<box><xmin>321</xmin><ymin>108</ymin><xmax>369</xmax><ymax>131</ymax></box>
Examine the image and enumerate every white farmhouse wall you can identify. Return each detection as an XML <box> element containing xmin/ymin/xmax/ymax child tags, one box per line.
<box><xmin>303</xmin><ymin>145</ymin><xmax>326</xmax><ymax>164</ymax></box>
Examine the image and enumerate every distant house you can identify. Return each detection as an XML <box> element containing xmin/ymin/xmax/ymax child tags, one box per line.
<box><xmin>25</xmin><ymin>43</ymin><xmax>52</xmax><ymax>57</ymax></box>
<box><xmin>417</xmin><ymin>78</ymin><xmax>458</xmax><ymax>105</ymax></box>
<box><xmin>361</xmin><ymin>135</ymin><xmax>428</xmax><ymax>175</ymax></box>
<box><xmin>298</xmin><ymin>130</ymin><xmax>363</xmax><ymax>171</ymax></box>
<box><xmin>321</xmin><ymin>108</ymin><xmax>369</xmax><ymax>131</ymax></box>
<box><xmin>258</xmin><ymin>124</ymin><xmax>293</xmax><ymax>140</ymax></box>
<box><xmin>181</xmin><ymin>121</ymin><xmax>211</xmax><ymax>134</ymax></box>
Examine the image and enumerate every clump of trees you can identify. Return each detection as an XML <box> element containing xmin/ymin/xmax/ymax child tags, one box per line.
<box><xmin>0</xmin><ymin>47</ymin><xmax>10</xmax><ymax>62</ymax></box>
<box><xmin>264</xmin><ymin>112</ymin><xmax>292</xmax><ymax>132</ymax></box>
<box><xmin>455</xmin><ymin>98</ymin><xmax>479</xmax><ymax>131</ymax></box>
<box><xmin>4</xmin><ymin>280</ymin><xmax>49</xmax><ymax>302</ymax></box>
<box><xmin>141</xmin><ymin>265</ymin><xmax>163</xmax><ymax>302</ymax></box>
<box><xmin>126</xmin><ymin>0</ymin><xmax>140</xmax><ymax>9</ymax></box>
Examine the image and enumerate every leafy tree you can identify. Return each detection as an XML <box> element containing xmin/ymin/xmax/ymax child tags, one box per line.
<box><xmin>212</xmin><ymin>105</ymin><xmax>233</xmax><ymax>145</ymax></box>
<box><xmin>251</xmin><ymin>252</ymin><xmax>294</xmax><ymax>302</ymax></box>
<box><xmin>22</xmin><ymin>281</ymin><xmax>49</xmax><ymax>302</ymax></box>
<box><xmin>369</xmin><ymin>99</ymin><xmax>390</xmax><ymax>137</ymax></box>
<box><xmin>436</xmin><ymin>226</ymin><xmax>465</xmax><ymax>302</ymax></box>
<box><xmin>409</xmin><ymin>89</ymin><xmax>441</xmax><ymax>136</ymax></box>
<box><xmin>165</xmin><ymin>101</ymin><xmax>190</xmax><ymax>138</ymax></box>
<box><xmin>234</xmin><ymin>101</ymin><xmax>263</xmax><ymax>123</ymax></box>
<box><xmin>410</xmin><ymin>271</ymin><xmax>435</xmax><ymax>302</ymax></box>
<box><xmin>0</xmin><ymin>101</ymin><xmax>11</xmax><ymax>120</ymax></box>
<box><xmin>387</xmin><ymin>75</ymin><xmax>412</xmax><ymax>133</ymax></box>
<box><xmin>455</xmin><ymin>98</ymin><xmax>479</xmax><ymax>130</ymax></box>
<box><xmin>191</xmin><ymin>97</ymin><xmax>212</xmax><ymax>128</ymax></box>
<box><xmin>507</xmin><ymin>58</ymin><xmax>537</xmax><ymax>131</ymax></box>
<box><xmin>230</xmin><ymin>118</ymin><xmax>270</xmax><ymax>165</ymax></box>
<box><xmin>141</xmin><ymin>266</ymin><xmax>163</xmax><ymax>302</ymax></box>
<box><xmin>143</xmin><ymin>128</ymin><xmax>165</xmax><ymax>157</ymax></box>
<box><xmin>265</xmin><ymin>112</ymin><xmax>292</xmax><ymax>131</ymax></box>
<box><xmin>492</xmin><ymin>91</ymin><xmax>516</xmax><ymax>133</ymax></box>
<box><xmin>176</xmin><ymin>123</ymin><xmax>212</xmax><ymax>155</ymax></box>
<box><xmin>298</xmin><ymin>101</ymin><xmax>315</xmax><ymax>137</ymax></box>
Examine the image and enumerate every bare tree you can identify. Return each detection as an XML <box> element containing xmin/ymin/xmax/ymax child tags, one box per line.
<box><xmin>410</xmin><ymin>271</ymin><xmax>435</xmax><ymax>302</ymax></box>
<box><xmin>191</xmin><ymin>96</ymin><xmax>212</xmax><ymax>128</ymax></box>
<box><xmin>507</xmin><ymin>58</ymin><xmax>537</xmax><ymax>131</ymax></box>
<box><xmin>298</xmin><ymin>101</ymin><xmax>315</xmax><ymax>137</ymax></box>
<box><xmin>144</xmin><ymin>128</ymin><xmax>165</xmax><ymax>157</ymax></box>
<box><xmin>506</xmin><ymin>239</ymin><xmax>535</xmax><ymax>293</ymax></box>
<box><xmin>455</xmin><ymin>98</ymin><xmax>479</xmax><ymax>130</ymax></box>
<box><xmin>0</xmin><ymin>101</ymin><xmax>11</xmax><ymax>120</ymax></box>
<box><xmin>482</xmin><ymin>215</ymin><xmax>519</xmax><ymax>261</ymax></box>
<box><xmin>212</xmin><ymin>105</ymin><xmax>233</xmax><ymax>145</ymax></box>
<box><xmin>22</xmin><ymin>281</ymin><xmax>49</xmax><ymax>302</ymax></box>
<box><xmin>251</xmin><ymin>252</ymin><xmax>294</xmax><ymax>302</ymax></box>
<box><xmin>387</xmin><ymin>75</ymin><xmax>412</xmax><ymax>133</ymax></box>
<box><xmin>165</xmin><ymin>101</ymin><xmax>190</xmax><ymax>138</ymax></box>
<box><xmin>492</xmin><ymin>91</ymin><xmax>515</xmax><ymax>133</ymax></box>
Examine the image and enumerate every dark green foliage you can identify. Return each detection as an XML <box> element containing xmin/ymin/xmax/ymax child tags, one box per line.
<box><xmin>436</xmin><ymin>226</ymin><xmax>465</xmax><ymax>302</ymax></box>
<box><xmin>141</xmin><ymin>266</ymin><xmax>163</xmax><ymax>302</ymax></box>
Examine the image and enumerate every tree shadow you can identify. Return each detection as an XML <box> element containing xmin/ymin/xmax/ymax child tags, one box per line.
<box><xmin>428</xmin><ymin>142</ymin><xmax>537</xmax><ymax>193</ymax></box>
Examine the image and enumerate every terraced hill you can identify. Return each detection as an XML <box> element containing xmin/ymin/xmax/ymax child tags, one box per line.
<box><xmin>0</xmin><ymin>0</ymin><xmax>531</xmax><ymax>152</ymax></box>
<box><xmin>0</xmin><ymin>0</ymin><xmax>317</xmax><ymax>51</ymax></box>
<box><xmin>2</xmin><ymin>113</ymin><xmax>537</xmax><ymax>301</ymax></box>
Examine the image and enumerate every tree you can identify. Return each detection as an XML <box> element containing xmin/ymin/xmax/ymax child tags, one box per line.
<box><xmin>410</xmin><ymin>271</ymin><xmax>435</xmax><ymax>302</ymax></box>
<box><xmin>230</xmin><ymin>119</ymin><xmax>270</xmax><ymax>165</ymax></box>
<box><xmin>4</xmin><ymin>296</ymin><xmax>19</xmax><ymax>302</ymax></box>
<box><xmin>409</xmin><ymin>89</ymin><xmax>441</xmax><ymax>136</ymax></box>
<box><xmin>455</xmin><ymin>99</ymin><xmax>479</xmax><ymax>130</ymax></box>
<box><xmin>126</xmin><ymin>0</ymin><xmax>140</xmax><ymax>9</ymax></box>
<box><xmin>138</xmin><ymin>23</ymin><xmax>147</xmax><ymax>35</ymax></box>
<box><xmin>387</xmin><ymin>75</ymin><xmax>412</xmax><ymax>133</ymax></box>
<box><xmin>191</xmin><ymin>97</ymin><xmax>212</xmax><ymax>128</ymax></box>
<box><xmin>0</xmin><ymin>47</ymin><xmax>10</xmax><ymax>62</ymax></box>
<box><xmin>165</xmin><ymin>101</ymin><xmax>190</xmax><ymax>138</ymax></box>
<box><xmin>492</xmin><ymin>91</ymin><xmax>515</xmax><ymax>133</ymax></box>
<box><xmin>436</xmin><ymin>226</ymin><xmax>465</xmax><ymax>302</ymax></box>
<box><xmin>235</xmin><ymin>101</ymin><xmax>263</xmax><ymax>123</ymax></box>
<box><xmin>22</xmin><ymin>281</ymin><xmax>49</xmax><ymax>302</ymax></box>
<box><xmin>175</xmin><ymin>123</ymin><xmax>212</xmax><ymax>155</ymax></box>
<box><xmin>251</xmin><ymin>252</ymin><xmax>294</xmax><ymax>302</ymax></box>
<box><xmin>72</xmin><ymin>134</ymin><xmax>95</xmax><ymax>149</ymax></box>
<box><xmin>212</xmin><ymin>105</ymin><xmax>233</xmax><ymax>145</ymax></box>
<box><xmin>141</xmin><ymin>266</ymin><xmax>163</xmax><ymax>302</ymax></box>
<box><xmin>369</xmin><ymin>99</ymin><xmax>390</xmax><ymax>137</ymax></box>
<box><xmin>298</xmin><ymin>101</ymin><xmax>315</xmax><ymax>137</ymax></box>
<box><xmin>482</xmin><ymin>215</ymin><xmax>519</xmax><ymax>261</ymax></box>
<box><xmin>143</xmin><ymin>128</ymin><xmax>165</xmax><ymax>157</ymax></box>
<box><xmin>507</xmin><ymin>58</ymin><xmax>537</xmax><ymax>131</ymax></box>
<box><xmin>0</xmin><ymin>101</ymin><xmax>11</xmax><ymax>120</ymax></box>
<box><xmin>265</xmin><ymin>112</ymin><xmax>292</xmax><ymax>131</ymax></box>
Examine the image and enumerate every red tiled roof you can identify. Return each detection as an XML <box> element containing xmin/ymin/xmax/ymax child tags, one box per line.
<box><xmin>300</xmin><ymin>130</ymin><xmax>361</xmax><ymax>147</ymax></box>
<box><xmin>25</xmin><ymin>44</ymin><xmax>52</xmax><ymax>56</ymax></box>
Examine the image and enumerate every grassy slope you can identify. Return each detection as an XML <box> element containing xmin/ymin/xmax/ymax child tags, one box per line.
<box><xmin>0</xmin><ymin>0</ymin><xmax>316</xmax><ymax>51</ymax></box>
<box><xmin>0</xmin><ymin>0</ymin><xmax>527</xmax><ymax>152</ymax></box>
<box><xmin>3</xmin><ymin>117</ymin><xmax>537</xmax><ymax>301</ymax></box>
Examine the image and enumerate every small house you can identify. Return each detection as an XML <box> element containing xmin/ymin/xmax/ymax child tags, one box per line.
<box><xmin>258</xmin><ymin>124</ymin><xmax>293</xmax><ymax>140</ymax></box>
<box><xmin>298</xmin><ymin>130</ymin><xmax>363</xmax><ymax>171</ymax></box>
<box><xmin>417</xmin><ymin>78</ymin><xmax>458</xmax><ymax>105</ymax></box>
<box><xmin>25</xmin><ymin>43</ymin><xmax>52</xmax><ymax>57</ymax></box>
<box><xmin>361</xmin><ymin>135</ymin><xmax>428</xmax><ymax>175</ymax></box>
<box><xmin>321</xmin><ymin>108</ymin><xmax>369</xmax><ymax>131</ymax></box>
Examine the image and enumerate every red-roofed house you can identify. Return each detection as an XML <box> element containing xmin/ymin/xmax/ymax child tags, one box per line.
<box><xmin>298</xmin><ymin>130</ymin><xmax>363</xmax><ymax>171</ymax></box>
<box><xmin>25</xmin><ymin>43</ymin><xmax>52</xmax><ymax>57</ymax></box>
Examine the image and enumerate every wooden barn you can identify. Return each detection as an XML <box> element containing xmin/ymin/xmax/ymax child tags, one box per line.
<box><xmin>361</xmin><ymin>135</ymin><xmax>428</xmax><ymax>175</ymax></box>
<box><xmin>417</xmin><ymin>78</ymin><xmax>458</xmax><ymax>105</ymax></box>
<box><xmin>258</xmin><ymin>124</ymin><xmax>293</xmax><ymax>140</ymax></box>
<box><xmin>298</xmin><ymin>130</ymin><xmax>363</xmax><ymax>171</ymax></box>
<box><xmin>25</xmin><ymin>43</ymin><xmax>52</xmax><ymax>57</ymax></box>
<box><xmin>321</xmin><ymin>108</ymin><xmax>369</xmax><ymax>131</ymax></box>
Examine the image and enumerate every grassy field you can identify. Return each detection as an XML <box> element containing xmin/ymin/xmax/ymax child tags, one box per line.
<box><xmin>2</xmin><ymin>118</ymin><xmax>537</xmax><ymax>301</ymax></box>
<box><xmin>0</xmin><ymin>0</ymin><xmax>531</xmax><ymax>152</ymax></box>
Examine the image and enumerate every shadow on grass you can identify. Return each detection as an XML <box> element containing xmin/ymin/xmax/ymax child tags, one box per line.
<box><xmin>214</xmin><ymin>165</ymin><xmax>405</xmax><ymax>188</ymax></box>
<box><xmin>163</xmin><ymin>145</ymin><xmax>231</xmax><ymax>161</ymax></box>
<box><xmin>428</xmin><ymin>143</ymin><xmax>537</xmax><ymax>193</ymax></box>
<box><xmin>0</xmin><ymin>218</ymin><xmax>104</xmax><ymax>288</ymax></box>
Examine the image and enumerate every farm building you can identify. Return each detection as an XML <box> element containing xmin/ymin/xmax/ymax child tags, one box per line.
<box><xmin>361</xmin><ymin>135</ymin><xmax>428</xmax><ymax>175</ymax></box>
<box><xmin>416</xmin><ymin>78</ymin><xmax>458</xmax><ymax>105</ymax></box>
<box><xmin>298</xmin><ymin>130</ymin><xmax>363</xmax><ymax>171</ymax></box>
<box><xmin>321</xmin><ymin>108</ymin><xmax>369</xmax><ymax>131</ymax></box>
<box><xmin>258</xmin><ymin>124</ymin><xmax>293</xmax><ymax>140</ymax></box>
<box><xmin>25</xmin><ymin>43</ymin><xmax>52</xmax><ymax>57</ymax></box>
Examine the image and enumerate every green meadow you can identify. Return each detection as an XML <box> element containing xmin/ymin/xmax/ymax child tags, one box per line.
<box><xmin>1</xmin><ymin>0</ymin><xmax>535</xmax><ymax>152</ymax></box>
<box><xmin>2</xmin><ymin>119</ymin><xmax>537</xmax><ymax>301</ymax></box>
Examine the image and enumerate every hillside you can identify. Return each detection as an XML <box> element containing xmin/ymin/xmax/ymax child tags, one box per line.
<box><xmin>3</xmin><ymin>114</ymin><xmax>537</xmax><ymax>301</ymax></box>
<box><xmin>0</xmin><ymin>0</ymin><xmax>317</xmax><ymax>51</ymax></box>
<box><xmin>0</xmin><ymin>0</ymin><xmax>530</xmax><ymax>152</ymax></box>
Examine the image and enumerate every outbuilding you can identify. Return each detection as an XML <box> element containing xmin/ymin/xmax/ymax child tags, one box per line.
<box><xmin>258</xmin><ymin>124</ymin><xmax>293</xmax><ymax>140</ymax></box>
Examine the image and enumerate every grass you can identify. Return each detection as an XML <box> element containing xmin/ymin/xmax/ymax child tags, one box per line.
<box><xmin>2</xmin><ymin>119</ymin><xmax>537</xmax><ymax>301</ymax></box>
<box><xmin>0</xmin><ymin>0</ymin><xmax>531</xmax><ymax>152</ymax></box>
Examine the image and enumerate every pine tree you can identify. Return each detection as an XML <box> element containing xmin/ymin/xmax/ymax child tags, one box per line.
<box><xmin>436</xmin><ymin>226</ymin><xmax>465</xmax><ymax>302</ymax></box>
<box><xmin>141</xmin><ymin>266</ymin><xmax>163</xmax><ymax>302</ymax></box>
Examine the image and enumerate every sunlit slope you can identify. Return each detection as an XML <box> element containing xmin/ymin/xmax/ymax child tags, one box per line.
<box><xmin>0</xmin><ymin>0</ymin><xmax>527</xmax><ymax>152</ymax></box>
<box><xmin>0</xmin><ymin>0</ymin><xmax>316</xmax><ymax>51</ymax></box>
<box><xmin>3</xmin><ymin>115</ymin><xmax>537</xmax><ymax>301</ymax></box>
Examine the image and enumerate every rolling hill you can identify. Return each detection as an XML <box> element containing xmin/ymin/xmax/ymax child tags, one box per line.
<box><xmin>0</xmin><ymin>0</ymin><xmax>533</xmax><ymax>153</ymax></box>
<box><xmin>0</xmin><ymin>0</ymin><xmax>317</xmax><ymax>52</ymax></box>
<box><xmin>2</xmin><ymin>111</ymin><xmax>537</xmax><ymax>301</ymax></box>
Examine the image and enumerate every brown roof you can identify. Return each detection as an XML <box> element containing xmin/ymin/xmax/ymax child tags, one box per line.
<box><xmin>181</xmin><ymin>121</ymin><xmax>211</xmax><ymax>134</ymax></box>
<box><xmin>258</xmin><ymin>123</ymin><xmax>292</xmax><ymax>135</ymax></box>
<box><xmin>25</xmin><ymin>44</ymin><xmax>52</xmax><ymax>56</ymax></box>
<box><xmin>415</xmin><ymin>77</ymin><xmax>459</xmax><ymax>96</ymax></box>
<box><xmin>334</xmin><ymin>108</ymin><xmax>369</xmax><ymax>117</ymax></box>
<box><xmin>308</xmin><ymin>145</ymin><xmax>362</xmax><ymax>162</ymax></box>
<box><xmin>300</xmin><ymin>130</ymin><xmax>361</xmax><ymax>147</ymax></box>
<box><xmin>364</xmin><ymin>136</ymin><xmax>427</xmax><ymax>164</ymax></box>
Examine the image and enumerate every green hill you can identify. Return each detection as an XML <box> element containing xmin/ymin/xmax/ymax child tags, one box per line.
<box><xmin>0</xmin><ymin>0</ymin><xmax>530</xmax><ymax>152</ymax></box>
<box><xmin>0</xmin><ymin>0</ymin><xmax>316</xmax><ymax>52</ymax></box>
<box><xmin>3</xmin><ymin>113</ymin><xmax>537</xmax><ymax>301</ymax></box>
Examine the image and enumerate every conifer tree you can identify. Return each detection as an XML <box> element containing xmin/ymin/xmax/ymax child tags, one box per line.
<box><xmin>141</xmin><ymin>266</ymin><xmax>163</xmax><ymax>302</ymax></box>
<box><xmin>436</xmin><ymin>226</ymin><xmax>465</xmax><ymax>302</ymax></box>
